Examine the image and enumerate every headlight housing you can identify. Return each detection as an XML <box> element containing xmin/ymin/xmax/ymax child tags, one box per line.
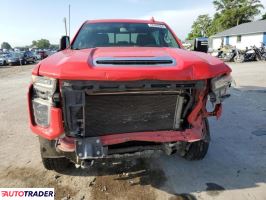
<box><xmin>32</xmin><ymin>99</ymin><xmax>50</xmax><ymax>127</ymax></box>
<box><xmin>210</xmin><ymin>75</ymin><xmax>232</xmax><ymax>104</ymax></box>
<box><xmin>32</xmin><ymin>75</ymin><xmax>57</xmax><ymax>97</ymax></box>
<box><xmin>211</xmin><ymin>75</ymin><xmax>232</xmax><ymax>91</ymax></box>
<box><xmin>31</xmin><ymin>76</ymin><xmax>57</xmax><ymax>127</ymax></box>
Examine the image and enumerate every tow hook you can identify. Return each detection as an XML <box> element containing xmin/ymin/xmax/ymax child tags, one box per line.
<box><xmin>80</xmin><ymin>160</ymin><xmax>94</xmax><ymax>169</ymax></box>
<box><xmin>207</xmin><ymin>104</ymin><xmax>223</xmax><ymax>119</ymax></box>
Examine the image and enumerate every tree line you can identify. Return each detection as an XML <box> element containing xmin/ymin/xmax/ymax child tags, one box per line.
<box><xmin>187</xmin><ymin>0</ymin><xmax>265</xmax><ymax>40</ymax></box>
<box><xmin>1</xmin><ymin>39</ymin><xmax>58</xmax><ymax>50</ymax></box>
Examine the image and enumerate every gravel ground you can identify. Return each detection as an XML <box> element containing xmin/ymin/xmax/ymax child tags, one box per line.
<box><xmin>0</xmin><ymin>64</ymin><xmax>34</xmax><ymax>78</ymax></box>
<box><xmin>0</xmin><ymin>61</ymin><xmax>265</xmax><ymax>200</ymax></box>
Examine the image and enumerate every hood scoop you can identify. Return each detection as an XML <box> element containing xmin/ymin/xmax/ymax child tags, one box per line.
<box><xmin>93</xmin><ymin>56</ymin><xmax>176</xmax><ymax>67</ymax></box>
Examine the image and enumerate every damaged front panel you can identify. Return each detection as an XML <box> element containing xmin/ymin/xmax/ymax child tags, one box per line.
<box><xmin>62</xmin><ymin>89</ymin><xmax>86</xmax><ymax>136</ymax></box>
<box><xmin>61</xmin><ymin>80</ymin><xmax>205</xmax><ymax>139</ymax></box>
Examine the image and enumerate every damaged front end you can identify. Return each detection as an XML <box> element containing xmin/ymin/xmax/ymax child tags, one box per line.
<box><xmin>28</xmin><ymin>74</ymin><xmax>231</xmax><ymax>167</ymax></box>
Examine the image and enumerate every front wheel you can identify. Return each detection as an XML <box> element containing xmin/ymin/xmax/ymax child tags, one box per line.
<box><xmin>223</xmin><ymin>55</ymin><xmax>233</xmax><ymax>62</ymax></box>
<box><xmin>261</xmin><ymin>53</ymin><xmax>266</xmax><ymax>61</ymax></box>
<box><xmin>39</xmin><ymin>137</ymin><xmax>72</xmax><ymax>172</ymax></box>
<box><xmin>41</xmin><ymin>156</ymin><xmax>72</xmax><ymax>172</ymax></box>
<box><xmin>234</xmin><ymin>55</ymin><xmax>245</xmax><ymax>63</ymax></box>
<box><xmin>178</xmin><ymin>118</ymin><xmax>210</xmax><ymax>160</ymax></box>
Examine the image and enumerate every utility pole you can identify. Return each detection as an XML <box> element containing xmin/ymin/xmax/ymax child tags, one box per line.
<box><xmin>63</xmin><ymin>17</ymin><xmax>68</xmax><ymax>36</ymax></box>
<box><xmin>68</xmin><ymin>4</ymin><xmax>70</xmax><ymax>39</ymax></box>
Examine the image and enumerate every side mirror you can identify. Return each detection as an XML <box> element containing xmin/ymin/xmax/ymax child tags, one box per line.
<box><xmin>59</xmin><ymin>36</ymin><xmax>70</xmax><ymax>51</ymax></box>
<box><xmin>194</xmin><ymin>38</ymin><xmax>209</xmax><ymax>53</ymax></box>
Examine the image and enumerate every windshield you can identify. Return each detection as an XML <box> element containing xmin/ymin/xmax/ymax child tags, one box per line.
<box><xmin>72</xmin><ymin>22</ymin><xmax>180</xmax><ymax>49</ymax></box>
<box><xmin>10</xmin><ymin>53</ymin><xmax>22</xmax><ymax>58</ymax></box>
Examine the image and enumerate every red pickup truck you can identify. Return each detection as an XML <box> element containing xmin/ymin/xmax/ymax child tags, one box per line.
<box><xmin>28</xmin><ymin>19</ymin><xmax>231</xmax><ymax>171</ymax></box>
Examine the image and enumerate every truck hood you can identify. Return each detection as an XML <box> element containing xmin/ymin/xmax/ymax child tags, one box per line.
<box><xmin>38</xmin><ymin>47</ymin><xmax>231</xmax><ymax>81</ymax></box>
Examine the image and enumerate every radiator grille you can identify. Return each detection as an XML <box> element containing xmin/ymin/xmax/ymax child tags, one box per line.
<box><xmin>62</xmin><ymin>80</ymin><xmax>204</xmax><ymax>137</ymax></box>
<box><xmin>84</xmin><ymin>94</ymin><xmax>178</xmax><ymax>136</ymax></box>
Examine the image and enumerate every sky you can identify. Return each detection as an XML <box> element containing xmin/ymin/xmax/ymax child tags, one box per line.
<box><xmin>0</xmin><ymin>0</ymin><xmax>265</xmax><ymax>47</ymax></box>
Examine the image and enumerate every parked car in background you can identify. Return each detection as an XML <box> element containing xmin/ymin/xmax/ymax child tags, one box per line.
<box><xmin>21</xmin><ymin>51</ymin><xmax>36</xmax><ymax>64</ymax></box>
<box><xmin>46</xmin><ymin>50</ymin><xmax>57</xmax><ymax>56</ymax></box>
<box><xmin>7</xmin><ymin>51</ymin><xmax>35</xmax><ymax>65</ymax></box>
<box><xmin>7</xmin><ymin>52</ymin><xmax>22</xmax><ymax>65</ymax></box>
<box><xmin>37</xmin><ymin>50</ymin><xmax>48</xmax><ymax>60</ymax></box>
<box><xmin>33</xmin><ymin>52</ymin><xmax>41</xmax><ymax>60</ymax></box>
<box><xmin>0</xmin><ymin>54</ymin><xmax>9</xmax><ymax>66</ymax></box>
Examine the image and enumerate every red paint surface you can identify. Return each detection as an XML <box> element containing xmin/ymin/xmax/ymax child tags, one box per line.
<box><xmin>57</xmin><ymin>137</ymin><xmax>75</xmax><ymax>152</ymax></box>
<box><xmin>28</xmin><ymin>85</ymin><xmax>64</xmax><ymax>140</ymax></box>
<box><xmin>37</xmin><ymin>47</ymin><xmax>231</xmax><ymax>81</ymax></box>
<box><xmin>29</xmin><ymin>107</ymin><xmax>64</xmax><ymax>140</ymax></box>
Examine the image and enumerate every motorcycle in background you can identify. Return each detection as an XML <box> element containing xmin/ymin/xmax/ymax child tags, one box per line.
<box><xmin>213</xmin><ymin>44</ymin><xmax>266</xmax><ymax>63</ymax></box>
<box><xmin>234</xmin><ymin>49</ymin><xmax>245</xmax><ymax>63</ymax></box>
<box><xmin>259</xmin><ymin>43</ymin><xmax>266</xmax><ymax>61</ymax></box>
<box><xmin>222</xmin><ymin>48</ymin><xmax>236</xmax><ymax>62</ymax></box>
<box><xmin>234</xmin><ymin>46</ymin><xmax>263</xmax><ymax>63</ymax></box>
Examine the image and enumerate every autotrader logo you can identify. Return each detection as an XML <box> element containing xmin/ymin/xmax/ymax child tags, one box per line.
<box><xmin>0</xmin><ymin>188</ymin><xmax>54</xmax><ymax>199</ymax></box>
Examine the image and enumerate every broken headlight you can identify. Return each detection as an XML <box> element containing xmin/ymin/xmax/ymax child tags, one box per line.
<box><xmin>32</xmin><ymin>99</ymin><xmax>50</xmax><ymax>127</ymax></box>
<box><xmin>31</xmin><ymin>76</ymin><xmax>57</xmax><ymax>127</ymax></box>
<box><xmin>32</xmin><ymin>75</ymin><xmax>57</xmax><ymax>100</ymax></box>
<box><xmin>210</xmin><ymin>75</ymin><xmax>232</xmax><ymax>104</ymax></box>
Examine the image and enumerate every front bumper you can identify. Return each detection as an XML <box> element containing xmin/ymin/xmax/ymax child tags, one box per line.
<box><xmin>8</xmin><ymin>60</ymin><xmax>20</xmax><ymax>65</ymax></box>
<box><xmin>28</xmin><ymin>79</ymin><xmax>225</xmax><ymax>159</ymax></box>
<box><xmin>73</xmin><ymin>115</ymin><xmax>205</xmax><ymax>159</ymax></box>
<box><xmin>29</xmin><ymin>87</ymin><xmax>222</xmax><ymax>160</ymax></box>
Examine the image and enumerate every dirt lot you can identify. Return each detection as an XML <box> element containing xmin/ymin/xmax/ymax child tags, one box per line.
<box><xmin>0</xmin><ymin>62</ymin><xmax>266</xmax><ymax>200</ymax></box>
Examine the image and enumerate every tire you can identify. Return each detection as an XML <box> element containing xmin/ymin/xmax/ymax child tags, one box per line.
<box><xmin>39</xmin><ymin>138</ymin><xmax>72</xmax><ymax>172</ymax></box>
<box><xmin>179</xmin><ymin>118</ymin><xmax>210</xmax><ymax>160</ymax></box>
<box><xmin>223</xmin><ymin>56</ymin><xmax>231</xmax><ymax>62</ymax></box>
<box><xmin>262</xmin><ymin>53</ymin><xmax>266</xmax><ymax>61</ymax></box>
<box><xmin>234</xmin><ymin>55</ymin><xmax>245</xmax><ymax>63</ymax></box>
<box><xmin>41</xmin><ymin>156</ymin><xmax>71</xmax><ymax>172</ymax></box>
<box><xmin>255</xmin><ymin>55</ymin><xmax>262</xmax><ymax>61</ymax></box>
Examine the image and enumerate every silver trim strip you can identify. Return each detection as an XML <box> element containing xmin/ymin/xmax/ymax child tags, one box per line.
<box><xmin>93</xmin><ymin>56</ymin><xmax>176</xmax><ymax>67</ymax></box>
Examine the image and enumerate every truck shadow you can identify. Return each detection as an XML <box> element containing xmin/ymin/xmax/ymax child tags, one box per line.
<box><xmin>64</xmin><ymin>157</ymin><xmax>167</xmax><ymax>187</ymax></box>
<box><xmin>61</xmin><ymin>157</ymin><xmax>199</xmax><ymax>199</ymax></box>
